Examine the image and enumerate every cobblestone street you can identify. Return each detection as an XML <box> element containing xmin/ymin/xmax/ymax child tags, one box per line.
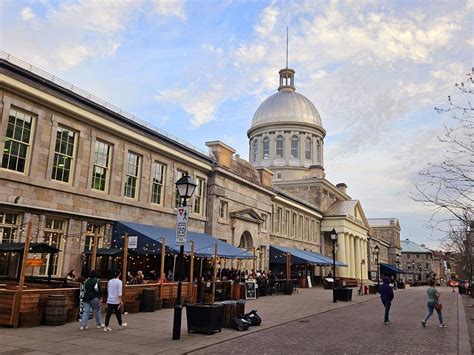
<box><xmin>0</xmin><ymin>286</ymin><xmax>469</xmax><ymax>354</ymax></box>
<box><xmin>192</xmin><ymin>287</ymin><xmax>469</xmax><ymax>355</ymax></box>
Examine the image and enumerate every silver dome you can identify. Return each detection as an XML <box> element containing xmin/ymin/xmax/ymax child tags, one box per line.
<box><xmin>250</xmin><ymin>90</ymin><xmax>322</xmax><ymax>129</ymax></box>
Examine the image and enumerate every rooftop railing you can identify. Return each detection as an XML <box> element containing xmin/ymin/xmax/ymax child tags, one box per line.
<box><xmin>0</xmin><ymin>51</ymin><xmax>209</xmax><ymax>157</ymax></box>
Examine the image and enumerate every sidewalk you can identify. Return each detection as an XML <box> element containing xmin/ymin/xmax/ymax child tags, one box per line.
<box><xmin>0</xmin><ymin>287</ymin><xmax>382</xmax><ymax>354</ymax></box>
<box><xmin>0</xmin><ymin>287</ymin><xmax>469</xmax><ymax>355</ymax></box>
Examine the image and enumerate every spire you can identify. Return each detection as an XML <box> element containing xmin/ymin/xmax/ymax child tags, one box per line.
<box><xmin>279</xmin><ymin>26</ymin><xmax>295</xmax><ymax>92</ymax></box>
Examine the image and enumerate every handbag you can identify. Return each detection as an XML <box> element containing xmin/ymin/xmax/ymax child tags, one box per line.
<box><xmin>435</xmin><ymin>303</ymin><xmax>443</xmax><ymax>310</ymax></box>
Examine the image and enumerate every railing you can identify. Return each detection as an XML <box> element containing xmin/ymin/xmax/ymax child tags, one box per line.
<box><xmin>0</xmin><ymin>51</ymin><xmax>209</xmax><ymax>157</ymax></box>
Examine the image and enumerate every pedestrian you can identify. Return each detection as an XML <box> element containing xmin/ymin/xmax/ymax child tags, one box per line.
<box><xmin>379</xmin><ymin>277</ymin><xmax>394</xmax><ymax>325</ymax></box>
<box><xmin>80</xmin><ymin>270</ymin><xmax>104</xmax><ymax>330</ymax></box>
<box><xmin>422</xmin><ymin>280</ymin><xmax>446</xmax><ymax>328</ymax></box>
<box><xmin>104</xmin><ymin>270</ymin><xmax>127</xmax><ymax>332</ymax></box>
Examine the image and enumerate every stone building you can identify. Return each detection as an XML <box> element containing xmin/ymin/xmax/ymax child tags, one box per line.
<box><xmin>367</xmin><ymin>218</ymin><xmax>401</xmax><ymax>266</ymax></box>
<box><xmin>400</xmin><ymin>239</ymin><xmax>434</xmax><ymax>283</ymax></box>
<box><xmin>247</xmin><ymin>66</ymin><xmax>369</xmax><ymax>280</ymax></box>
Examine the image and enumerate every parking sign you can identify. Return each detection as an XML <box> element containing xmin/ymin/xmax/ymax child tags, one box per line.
<box><xmin>176</xmin><ymin>205</ymin><xmax>189</xmax><ymax>245</ymax></box>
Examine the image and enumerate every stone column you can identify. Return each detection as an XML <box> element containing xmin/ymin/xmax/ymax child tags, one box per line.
<box><xmin>269</xmin><ymin>133</ymin><xmax>275</xmax><ymax>162</ymax></box>
<box><xmin>355</xmin><ymin>236</ymin><xmax>361</xmax><ymax>281</ymax></box>
<box><xmin>336</xmin><ymin>232</ymin><xmax>346</xmax><ymax>278</ymax></box>
<box><xmin>344</xmin><ymin>233</ymin><xmax>351</xmax><ymax>278</ymax></box>
<box><xmin>349</xmin><ymin>235</ymin><xmax>356</xmax><ymax>278</ymax></box>
<box><xmin>284</xmin><ymin>132</ymin><xmax>291</xmax><ymax>164</ymax></box>
<box><xmin>362</xmin><ymin>239</ymin><xmax>368</xmax><ymax>280</ymax></box>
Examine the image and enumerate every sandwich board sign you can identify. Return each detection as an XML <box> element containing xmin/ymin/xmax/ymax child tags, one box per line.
<box><xmin>175</xmin><ymin>206</ymin><xmax>189</xmax><ymax>246</ymax></box>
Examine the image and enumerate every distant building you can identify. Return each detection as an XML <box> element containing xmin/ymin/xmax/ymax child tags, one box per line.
<box><xmin>400</xmin><ymin>239</ymin><xmax>434</xmax><ymax>283</ymax></box>
<box><xmin>367</xmin><ymin>218</ymin><xmax>401</xmax><ymax>267</ymax></box>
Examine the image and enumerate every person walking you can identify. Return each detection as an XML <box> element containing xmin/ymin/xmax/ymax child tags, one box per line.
<box><xmin>80</xmin><ymin>270</ymin><xmax>104</xmax><ymax>330</ymax></box>
<box><xmin>379</xmin><ymin>277</ymin><xmax>394</xmax><ymax>325</ymax></box>
<box><xmin>422</xmin><ymin>280</ymin><xmax>446</xmax><ymax>328</ymax></box>
<box><xmin>104</xmin><ymin>270</ymin><xmax>127</xmax><ymax>332</ymax></box>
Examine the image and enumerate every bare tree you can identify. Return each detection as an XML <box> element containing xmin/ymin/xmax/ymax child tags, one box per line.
<box><xmin>414</xmin><ymin>71</ymin><xmax>473</xmax><ymax>232</ymax></box>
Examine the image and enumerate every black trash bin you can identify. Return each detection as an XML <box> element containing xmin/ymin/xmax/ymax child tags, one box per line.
<box><xmin>335</xmin><ymin>288</ymin><xmax>353</xmax><ymax>301</ymax></box>
<box><xmin>186</xmin><ymin>304</ymin><xmax>224</xmax><ymax>335</ymax></box>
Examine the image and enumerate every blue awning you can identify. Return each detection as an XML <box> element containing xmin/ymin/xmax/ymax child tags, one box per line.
<box><xmin>301</xmin><ymin>249</ymin><xmax>348</xmax><ymax>267</ymax></box>
<box><xmin>113</xmin><ymin>221</ymin><xmax>253</xmax><ymax>259</ymax></box>
<box><xmin>270</xmin><ymin>245</ymin><xmax>346</xmax><ymax>266</ymax></box>
<box><xmin>380</xmin><ymin>263</ymin><xmax>406</xmax><ymax>274</ymax></box>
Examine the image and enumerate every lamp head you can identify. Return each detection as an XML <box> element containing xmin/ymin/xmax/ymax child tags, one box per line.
<box><xmin>175</xmin><ymin>173</ymin><xmax>197</xmax><ymax>199</ymax></box>
<box><xmin>330</xmin><ymin>228</ymin><xmax>337</xmax><ymax>241</ymax></box>
<box><xmin>374</xmin><ymin>245</ymin><xmax>379</xmax><ymax>254</ymax></box>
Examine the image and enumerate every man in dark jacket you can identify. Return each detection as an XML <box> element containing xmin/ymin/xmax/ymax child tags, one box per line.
<box><xmin>80</xmin><ymin>270</ymin><xmax>104</xmax><ymax>330</ymax></box>
<box><xmin>379</xmin><ymin>277</ymin><xmax>394</xmax><ymax>325</ymax></box>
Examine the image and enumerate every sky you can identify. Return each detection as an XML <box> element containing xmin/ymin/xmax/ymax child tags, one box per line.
<box><xmin>1</xmin><ymin>0</ymin><xmax>472</xmax><ymax>249</ymax></box>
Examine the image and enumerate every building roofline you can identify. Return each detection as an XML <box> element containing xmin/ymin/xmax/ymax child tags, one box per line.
<box><xmin>0</xmin><ymin>51</ymin><xmax>213</xmax><ymax>164</ymax></box>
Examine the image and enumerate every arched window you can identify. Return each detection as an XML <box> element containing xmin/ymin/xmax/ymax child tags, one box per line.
<box><xmin>276</xmin><ymin>135</ymin><xmax>284</xmax><ymax>158</ymax></box>
<box><xmin>263</xmin><ymin>137</ymin><xmax>270</xmax><ymax>159</ymax></box>
<box><xmin>252</xmin><ymin>139</ymin><xmax>258</xmax><ymax>163</ymax></box>
<box><xmin>305</xmin><ymin>137</ymin><xmax>312</xmax><ymax>160</ymax></box>
<box><xmin>291</xmin><ymin>135</ymin><xmax>299</xmax><ymax>158</ymax></box>
<box><xmin>316</xmin><ymin>140</ymin><xmax>321</xmax><ymax>163</ymax></box>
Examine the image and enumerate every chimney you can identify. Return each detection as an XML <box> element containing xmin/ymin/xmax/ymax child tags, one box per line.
<box><xmin>309</xmin><ymin>165</ymin><xmax>325</xmax><ymax>179</ymax></box>
<box><xmin>205</xmin><ymin>141</ymin><xmax>236</xmax><ymax>169</ymax></box>
<box><xmin>257</xmin><ymin>168</ymin><xmax>274</xmax><ymax>188</ymax></box>
<box><xmin>336</xmin><ymin>183</ymin><xmax>348</xmax><ymax>194</ymax></box>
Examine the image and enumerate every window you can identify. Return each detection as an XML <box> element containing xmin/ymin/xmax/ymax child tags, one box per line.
<box><xmin>263</xmin><ymin>137</ymin><xmax>270</xmax><ymax>159</ymax></box>
<box><xmin>194</xmin><ymin>177</ymin><xmax>205</xmax><ymax>215</ymax></box>
<box><xmin>305</xmin><ymin>138</ymin><xmax>312</xmax><ymax>160</ymax></box>
<box><xmin>52</xmin><ymin>126</ymin><xmax>75</xmax><ymax>183</ymax></box>
<box><xmin>299</xmin><ymin>215</ymin><xmax>303</xmax><ymax>239</ymax></box>
<box><xmin>91</xmin><ymin>141</ymin><xmax>110</xmax><ymax>191</ymax></box>
<box><xmin>311</xmin><ymin>219</ymin><xmax>315</xmax><ymax>241</ymax></box>
<box><xmin>305</xmin><ymin>218</ymin><xmax>309</xmax><ymax>240</ymax></box>
<box><xmin>2</xmin><ymin>108</ymin><xmax>33</xmax><ymax>173</ymax></box>
<box><xmin>407</xmin><ymin>254</ymin><xmax>410</xmax><ymax>259</ymax></box>
<box><xmin>84</xmin><ymin>223</ymin><xmax>104</xmax><ymax>251</ymax></box>
<box><xmin>40</xmin><ymin>218</ymin><xmax>65</xmax><ymax>276</ymax></box>
<box><xmin>252</xmin><ymin>140</ymin><xmax>258</xmax><ymax>163</ymax></box>
<box><xmin>292</xmin><ymin>213</ymin><xmax>297</xmax><ymax>237</ymax></box>
<box><xmin>291</xmin><ymin>135</ymin><xmax>299</xmax><ymax>158</ymax></box>
<box><xmin>286</xmin><ymin>210</ymin><xmax>290</xmax><ymax>235</ymax></box>
<box><xmin>219</xmin><ymin>200</ymin><xmax>228</xmax><ymax>220</ymax></box>
<box><xmin>316</xmin><ymin>140</ymin><xmax>321</xmax><ymax>163</ymax></box>
<box><xmin>275</xmin><ymin>207</ymin><xmax>282</xmax><ymax>233</ymax></box>
<box><xmin>276</xmin><ymin>135</ymin><xmax>284</xmax><ymax>158</ymax></box>
<box><xmin>151</xmin><ymin>161</ymin><xmax>166</xmax><ymax>205</ymax></box>
<box><xmin>0</xmin><ymin>212</ymin><xmax>19</xmax><ymax>243</ymax></box>
<box><xmin>124</xmin><ymin>152</ymin><xmax>140</xmax><ymax>198</ymax></box>
<box><xmin>175</xmin><ymin>170</ymin><xmax>187</xmax><ymax>207</ymax></box>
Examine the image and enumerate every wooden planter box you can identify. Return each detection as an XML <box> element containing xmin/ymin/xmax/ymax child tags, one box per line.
<box><xmin>186</xmin><ymin>304</ymin><xmax>224</xmax><ymax>335</ymax></box>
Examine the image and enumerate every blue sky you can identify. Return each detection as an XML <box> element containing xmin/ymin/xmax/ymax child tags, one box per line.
<box><xmin>1</xmin><ymin>0</ymin><xmax>472</xmax><ymax>249</ymax></box>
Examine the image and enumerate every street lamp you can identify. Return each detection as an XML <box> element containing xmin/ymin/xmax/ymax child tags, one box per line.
<box><xmin>412</xmin><ymin>260</ymin><xmax>415</xmax><ymax>285</ymax></box>
<box><xmin>395</xmin><ymin>255</ymin><xmax>401</xmax><ymax>281</ymax></box>
<box><xmin>330</xmin><ymin>228</ymin><xmax>338</xmax><ymax>303</ymax></box>
<box><xmin>374</xmin><ymin>244</ymin><xmax>380</xmax><ymax>291</ymax></box>
<box><xmin>172</xmin><ymin>174</ymin><xmax>197</xmax><ymax>340</ymax></box>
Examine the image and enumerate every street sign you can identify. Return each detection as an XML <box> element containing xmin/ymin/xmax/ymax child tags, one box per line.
<box><xmin>175</xmin><ymin>205</ymin><xmax>189</xmax><ymax>246</ymax></box>
<box><xmin>26</xmin><ymin>259</ymin><xmax>42</xmax><ymax>267</ymax></box>
<box><xmin>128</xmin><ymin>236</ymin><xmax>138</xmax><ymax>249</ymax></box>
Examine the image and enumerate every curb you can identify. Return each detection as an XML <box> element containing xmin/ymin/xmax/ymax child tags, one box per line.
<box><xmin>458</xmin><ymin>293</ymin><xmax>472</xmax><ymax>355</ymax></box>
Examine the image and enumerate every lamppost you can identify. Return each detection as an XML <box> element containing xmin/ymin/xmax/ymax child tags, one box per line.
<box><xmin>418</xmin><ymin>265</ymin><xmax>422</xmax><ymax>284</ymax></box>
<box><xmin>374</xmin><ymin>244</ymin><xmax>380</xmax><ymax>291</ymax></box>
<box><xmin>172</xmin><ymin>174</ymin><xmax>197</xmax><ymax>340</ymax></box>
<box><xmin>330</xmin><ymin>228</ymin><xmax>338</xmax><ymax>303</ymax></box>
<box><xmin>412</xmin><ymin>260</ymin><xmax>415</xmax><ymax>285</ymax></box>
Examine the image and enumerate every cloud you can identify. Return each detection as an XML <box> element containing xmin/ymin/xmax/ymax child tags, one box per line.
<box><xmin>156</xmin><ymin>84</ymin><xmax>226</xmax><ymax>127</ymax></box>
<box><xmin>153</xmin><ymin>0</ymin><xmax>186</xmax><ymax>20</ymax></box>
<box><xmin>1</xmin><ymin>0</ymin><xmax>187</xmax><ymax>70</ymax></box>
<box><xmin>21</xmin><ymin>7</ymin><xmax>35</xmax><ymax>21</ymax></box>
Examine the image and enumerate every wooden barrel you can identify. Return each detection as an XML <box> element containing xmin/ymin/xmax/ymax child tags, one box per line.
<box><xmin>140</xmin><ymin>288</ymin><xmax>156</xmax><ymax>312</ymax></box>
<box><xmin>44</xmin><ymin>295</ymin><xmax>68</xmax><ymax>326</ymax></box>
<box><xmin>125</xmin><ymin>301</ymin><xmax>140</xmax><ymax>313</ymax></box>
<box><xmin>222</xmin><ymin>301</ymin><xmax>236</xmax><ymax>328</ymax></box>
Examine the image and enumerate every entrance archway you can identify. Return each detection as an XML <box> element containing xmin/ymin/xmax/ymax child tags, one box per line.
<box><xmin>238</xmin><ymin>231</ymin><xmax>253</xmax><ymax>251</ymax></box>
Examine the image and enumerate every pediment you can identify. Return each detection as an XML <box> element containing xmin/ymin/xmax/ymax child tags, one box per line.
<box><xmin>230</xmin><ymin>208</ymin><xmax>264</xmax><ymax>224</ymax></box>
